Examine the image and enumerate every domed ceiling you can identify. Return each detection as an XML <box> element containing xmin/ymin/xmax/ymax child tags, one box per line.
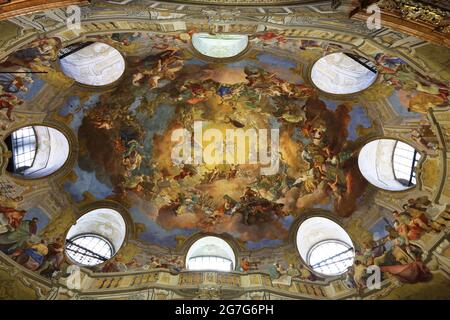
<box><xmin>0</xmin><ymin>0</ymin><xmax>449</xmax><ymax>300</ymax></box>
<box><xmin>2</xmin><ymin>30</ymin><xmax>447</xmax><ymax>250</ymax></box>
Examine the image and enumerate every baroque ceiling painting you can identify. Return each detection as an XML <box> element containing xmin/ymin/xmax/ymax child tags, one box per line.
<box><xmin>0</xmin><ymin>0</ymin><xmax>449</xmax><ymax>301</ymax></box>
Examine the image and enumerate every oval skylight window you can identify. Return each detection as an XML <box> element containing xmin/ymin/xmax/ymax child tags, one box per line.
<box><xmin>311</xmin><ymin>52</ymin><xmax>378</xmax><ymax>94</ymax></box>
<box><xmin>66</xmin><ymin>235</ymin><xmax>114</xmax><ymax>266</ymax></box>
<box><xmin>192</xmin><ymin>33</ymin><xmax>249</xmax><ymax>59</ymax></box>
<box><xmin>358</xmin><ymin>139</ymin><xmax>421</xmax><ymax>191</ymax></box>
<box><xmin>65</xmin><ymin>208</ymin><xmax>126</xmax><ymax>266</ymax></box>
<box><xmin>59</xmin><ymin>42</ymin><xmax>125</xmax><ymax>86</ymax></box>
<box><xmin>5</xmin><ymin>125</ymin><xmax>70</xmax><ymax>179</ymax></box>
<box><xmin>296</xmin><ymin>217</ymin><xmax>355</xmax><ymax>276</ymax></box>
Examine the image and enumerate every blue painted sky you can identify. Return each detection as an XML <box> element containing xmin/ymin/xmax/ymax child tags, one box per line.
<box><xmin>130</xmin><ymin>206</ymin><xmax>198</xmax><ymax>248</ymax></box>
<box><xmin>246</xmin><ymin>239</ymin><xmax>284</xmax><ymax>250</ymax></box>
<box><xmin>348</xmin><ymin>106</ymin><xmax>372</xmax><ymax>141</ymax></box>
<box><xmin>58</xmin><ymin>94</ymin><xmax>100</xmax><ymax>133</ymax></box>
<box><xmin>370</xmin><ymin>218</ymin><xmax>390</xmax><ymax>241</ymax></box>
<box><xmin>25</xmin><ymin>207</ymin><xmax>50</xmax><ymax>231</ymax></box>
<box><xmin>185</xmin><ymin>59</ymin><xmax>207</xmax><ymax>66</ymax></box>
<box><xmin>256</xmin><ymin>53</ymin><xmax>296</xmax><ymax>69</ymax></box>
<box><xmin>136</xmin><ymin>103</ymin><xmax>176</xmax><ymax>158</ymax></box>
<box><xmin>388</xmin><ymin>92</ymin><xmax>423</xmax><ymax>119</ymax></box>
<box><xmin>322</xmin><ymin>100</ymin><xmax>372</xmax><ymax>141</ymax></box>
<box><xmin>64</xmin><ymin>164</ymin><xmax>113</xmax><ymax>202</ymax></box>
<box><xmin>16</xmin><ymin>75</ymin><xmax>45</xmax><ymax>101</ymax></box>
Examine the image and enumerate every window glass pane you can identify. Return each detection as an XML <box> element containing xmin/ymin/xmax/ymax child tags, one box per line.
<box><xmin>187</xmin><ymin>256</ymin><xmax>233</xmax><ymax>272</ymax></box>
<box><xmin>11</xmin><ymin>126</ymin><xmax>37</xmax><ymax>172</ymax></box>
<box><xmin>308</xmin><ymin>241</ymin><xmax>354</xmax><ymax>276</ymax></box>
<box><xmin>393</xmin><ymin>141</ymin><xmax>419</xmax><ymax>186</ymax></box>
<box><xmin>65</xmin><ymin>235</ymin><xmax>114</xmax><ymax>266</ymax></box>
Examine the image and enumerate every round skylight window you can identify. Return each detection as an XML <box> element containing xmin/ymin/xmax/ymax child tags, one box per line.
<box><xmin>65</xmin><ymin>208</ymin><xmax>126</xmax><ymax>266</ymax></box>
<box><xmin>358</xmin><ymin>139</ymin><xmax>421</xmax><ymax>191</ymax></box>
<box><xmin>296</xmin><ymin>216</ymin><xmax>355</xmax><ymax>276</ymax></box>
<box><xmin>311</xmin><ymin>52</ymin><xmax>378</xmax><ymax>94</ymax></box>
<box><xmin>5</xmin><ymin>125</ymin><xmax>70</xmax><ymax>179</ymax></box>
<box><xmin>59</xmin><ymin>42</ymin><xmax>125</xmax><ymax>86</ymax></box>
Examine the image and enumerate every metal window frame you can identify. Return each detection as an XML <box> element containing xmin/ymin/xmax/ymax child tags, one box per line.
<box><xmin>392</xmin><ymin>141</ymin><xmax>419</xmax><ymax>187</ymax></box>
<box><xmin>65</xmin><ymin>233</ymin><xmax>114</xmax><ymax>266</ymax></box>
<box><xmin>11</xmin><ymin>126</ymin><xmax>37</xmax><ymax>174</ymax></box>
<box><xmin>343</xmin><ymin>52</ymin><xmax>378</xmax><ymax>74</ymax></box>
<box><xmin>187</xmin><ymin>255</ymin><xmax>234</xmax><ymax>271</ymax></box>
<box><xmin>307</xmin><ymin>239</ymin><xmax>354</xmax><ymax>276</ymax></box>
<box><xmin>58</xmin><ymin>41</ymin><xmax>94</xmax><ymax>60</ymax></box>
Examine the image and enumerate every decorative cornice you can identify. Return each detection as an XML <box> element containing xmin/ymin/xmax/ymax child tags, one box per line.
<box><xmin>0</xmin><ymin>0</ymin><xmax>90</xmax><ymax>20</ymax></box>
<box><xmin>352</xmin><ymin>0</ymin><xmax>450</xmax><ymax>47</ymax></box>
<box><xmin>125</xmin><ymin>0</ymin><xmax>329</xmax><ymax>6</ymax></box>
<box><xmin>380</xmin><ymin>0</ymin><xmax>450</xmax><ymax>30</ymax></box>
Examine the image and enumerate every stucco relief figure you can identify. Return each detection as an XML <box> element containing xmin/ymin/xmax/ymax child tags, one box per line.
<box><xmin>63</xmin><ymin>265</ymin><xmax>83</xmax><ymax>291</ymax></box>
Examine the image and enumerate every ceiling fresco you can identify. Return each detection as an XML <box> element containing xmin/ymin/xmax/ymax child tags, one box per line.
<box><xmin>5</xmin><ymin>33</ymin><xmax>362</xmax><ymax>250</ymax></box>
<box><xmin>0</xmin><ymin>7</ymin><xmax>449</xmax><ymax>300</ymax></box>
<box><xmin>0</xmin><ymin>31</ymin><xmax>449</xmax><ymax>254</ymax></box>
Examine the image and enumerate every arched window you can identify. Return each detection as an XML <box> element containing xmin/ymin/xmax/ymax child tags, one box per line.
<box><xmin>192</xmin><ymin>33</ymin><xmax>249</xmax><ymax>59</ymax></box>
<box><xmin>311</xmin><ymin>52</ymin><xmax>378</xmax><ymax>94</ymax></box>
<box><xmin>358</xmin><ymin>139</ymin><xmax>421</xmax><ymax>191</ymax></box>
<box><xmin>186</xmin><ymin>236</ymin><xmax>235</xmax><ymax>272</ymax></box>
<box><xmin>59</xmin><ymin>42</ymin><xmax>125</xmax><ymax>86</ymax></box>
<box><xmin>5</xmin><ymin>125</ymin><xmax>70</xmax><ymax>179</ymax></box>
<box><xmin>65</xmin><ymin>208</ymin><xmax>126</xmax><ymax>267</ymax></box>
<box><xmin>296</xmin><ymin>217</ymin><xmax>354</xmax><ymax>276</ymax></box>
